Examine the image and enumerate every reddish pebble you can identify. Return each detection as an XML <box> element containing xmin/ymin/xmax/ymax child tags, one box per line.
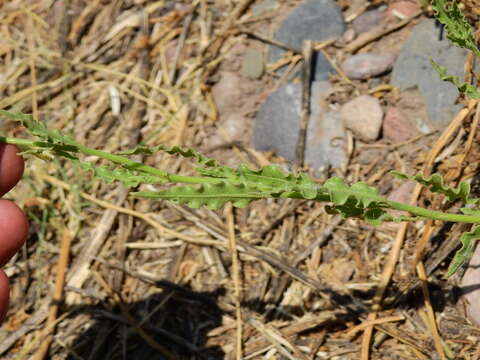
<box><xmin>382</xmin><ymin>106</ymin><xmax>419</xmax><ymax>143</ymax></box>
<box><xmin>352</xmin><ymin>8</ymin><xmax>385</xmax><ymax>34</ymax></box>
<box><xmin>342</xmin><ymin>53</ymin><xmax>396</xmax><ymax>80</ymax></box>
<box><xmin>386</xmin><ymin>1</ymin><xmax>420</xmax><ymax>19</ymax></box>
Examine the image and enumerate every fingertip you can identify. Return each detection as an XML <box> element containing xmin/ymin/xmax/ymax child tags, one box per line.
<box><xmin>0</xmin><ymin>270</ymin><xmax>9</xmax><ymax>324</ymax></box>
<box><xmin>0</xmin><ymin>144</ymin><xmax>24</xmax><ymax>196</ymax></box>
<box><xmin>0</xmin><ymin>200</ymin><xmax>28</xmax><ymax>267</ymax></box>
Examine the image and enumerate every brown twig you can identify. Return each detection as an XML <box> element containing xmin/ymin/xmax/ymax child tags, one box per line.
<box><xmin>226</xmin><ymin>204</ymin><xmax>243</xmax><ymax>360</ymax></box>
<box><xmin>295</xmin><ymin>40</ymin><xmax>313</xmax><ymax>168</ymax></box>
<box><xmin>345</xmin><ymin>10</ymin><xmax>423</xmax><ymax>53</ymax></box>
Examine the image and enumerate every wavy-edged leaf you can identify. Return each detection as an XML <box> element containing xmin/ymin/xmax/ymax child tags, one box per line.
<box><xmin>447</xmin><ymin>224</ymin><xmax>480</xmax><ymax>277</ymax></box>
<box><xmin>74</xmin><ymin>160</ymin><xmax>167</xmax><ymax>188</ymax></box>
<box><xmin>196</xmin><ymin>165</ymin><xmax>237</xmax><ymax>179</ymax></box>
<box><xmin>198</xmin><ymin>164</ymin><xmax>318</xmax><ymax>199</ymax></box>
<box><xmin>237</xmin><ymin>164</ymin><xmax>318</xmax><ymax>199</ymax></box>
<box><xmin>120</xmin><ymin>144</ymin><xmax>218</xmax><ymax>167</ymax></box>
<box><xmin>321</xmin><ymin>177</ymin><xmax>388</xmax><ymax>224</ymax></box>
<box><xmin>131</xmin><ymin>181</ymin><xmax>267</xmax><ymax>209</ymax></box>
<box><xmin>430</xmin><ymin>0</ymin><xmax>480</xmax><ymax>56</ymax></box>
<box><xmin>323</xmin><ymin>177</ymin><xmax>384</xmax><ymax>207</ymax></box>
<box><xmin>391</xmin><ymin>171</ymin><xmax>471</xmax><ymax>202</ymax></box>
<box><xmin>0</xmin><ymin>110</ymin><xmax>78</xmax><ymax>145</ymax></box>
<box><xmin>430</xmin><ymin>59</ymin><xmax>480</xmax><ymax>99</ymax></box>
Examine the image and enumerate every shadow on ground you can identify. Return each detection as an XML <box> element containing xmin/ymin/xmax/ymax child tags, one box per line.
<box><xmin>63</xmin><ymin>277</ymin><xmax>353</xmax><ymax>360</ymax></box>
<box><xmin>66</xmin><ymin>281</ymin><xmax>226</xmax><ymax>360</ymax></box>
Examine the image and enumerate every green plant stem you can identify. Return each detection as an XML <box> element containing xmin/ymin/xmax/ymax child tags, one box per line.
<box><xmin>0</xmin><ymin>136</ymin><xmax>220</xmax><ymax>186</ymax></box>
<box><xmin>386</xmin><ymin>200</ymin><xmax>480</xmax><ymax>223</ymax></box>
<box><xmin>3</xmin><ymin>135</ymin><xmax>480</xmax><ymax>223</ymax></box>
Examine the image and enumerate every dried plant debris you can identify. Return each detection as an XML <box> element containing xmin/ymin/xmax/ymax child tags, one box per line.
<box><xmin>1</xmin><ymin>0</ymin><xmax>480</xmax><ymax>359</ymax></box>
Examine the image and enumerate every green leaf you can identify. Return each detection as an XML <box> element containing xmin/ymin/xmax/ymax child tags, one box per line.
<box><xmin>321</xmin><ymin>177</ymin><xmax>388</xmax><ymax>224</ymax></box>
<box><xmin>460</xmin><ymin>207</ymin><xmax>480</xmax><ymax>215</ymax></box>
<box><xmin>391</xmin><ymin>171</ymin><xmax>472</xmax><ymax>203</ymax></box>
<box><xmin>131</xmin><ymin>181</ymin><xmax>267</xmax><ymax>209</ymax></box>
<box><xmin>237</xmin><ymin>165</ymin><xmax>318</xmax><ymax>198</ymax></box>
<box><xmin>119</xmin><ymin>144</ymin><xmax>218</xmax><ymax>167</ymax></box>
<box><xmin>74</xmin><ymin>160</ymin><xmax>167</xmax><ymax>188</ymax></box>
<box><xmin>430</xmin><ymin>59</ymin><xmax>480</xmax><ymax>99</ymax></box>
<box><xmin>430</xmin><ymin>0</ymin><xmax>480</xmax><ymax>56</ymax></box>
<box><xmin>447</xmin><ymin>225</ymin><xmax>480</xmax><ymax>277</ymax></box>
<box><xmin>0</xmin><ymin>110</ymin><xmax>169</xmax><ymax>188</ymax></box>
<box><xmin>198</xmin><ymin>164</ymin><xmax>318</xmax><ymax>199</ymax></box>
<box><xmin>323</xmin><ymin>177</ymin><xmax>384</xmax><ymax>207</ymax></box>
<box><xmin>0</xmin><ymin>110</ymin><xmax>77</xmax><ymax>145</ymax></box>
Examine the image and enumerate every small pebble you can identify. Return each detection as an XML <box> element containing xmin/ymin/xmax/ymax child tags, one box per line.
<box><xmin>352</xmin><ymin>8</ymin><xmax>385</xmax><ymax>34</ymax></box>
<box><xmin>222</xmin><ymin>113</ymin><xmax>248</xmax><ymax>141</ymax></box>
<box><xmin>340</xmin><ymin>95</ymin><xmax>383</xmax><ymax>142</ymax></box>
<box><xmin>342</xmin><ymin>53</ymin><xmax>396</xmax><ymax>80</ymax></box>
<box><xmin>241</xmin><ymin>49</ymin><xmax>264</xmax><ymax>79</ymax></box>
<box><xmin>382</xmin><ymin>106</ymin><xmax>419</xmax><ymax>142</ymax></box>
<box><xmin>387</xmin><ymin>180</ymin><xmax>416</xmax><ymax>204</ymax></box>
<box><xmin>342</xmin><ymin>28</ymin><xmax>356</xmax><ymax>43</ymax></box>
<box><xmin>212</xmin><ymin>71</ymin><xmax>243</xmax><ymax>114</ymax></box>
<box><xmin>386</xmin><ymin>0</ymin><xmax>420</xmax><ymax>19</ymax></box>
<box><xmin>252</xmin><ymin>0</ymin><xmax>278</xmax><ymax>16</ymax></box>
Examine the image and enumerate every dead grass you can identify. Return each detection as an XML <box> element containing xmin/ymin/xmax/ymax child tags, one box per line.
<box><xmin>1</xmin><ymin>0</ymin><xmax>480</xmax><ymax>359</ymax></box>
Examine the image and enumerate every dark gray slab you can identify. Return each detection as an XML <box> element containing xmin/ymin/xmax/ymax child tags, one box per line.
<box><xmin>253</xmin><ymin>81</ymin><xmax>347</xmax><ymax>169</ymax></box>
<box><xmin>268</xmin><ymin>0</ymin><xmax>345</xmax><ymax>81</ymax></box>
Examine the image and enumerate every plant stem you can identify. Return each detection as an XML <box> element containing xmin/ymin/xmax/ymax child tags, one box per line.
<box><xmin>386</xmin><ymin>200</ymin><xmax>480</xmax><ymax>223</ymax></box>
<box><xmin>0</xmin><ymin>136</ymin><xmax>220</xmax><ymax>186</ymax></box>
<box><xmin>3</xmin><ymin>135</ymin><xmax>480</xmax><ymax>223</ymax></box>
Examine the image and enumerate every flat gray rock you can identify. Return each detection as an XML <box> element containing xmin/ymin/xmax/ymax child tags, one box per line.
<box><xmin>253</xmin><ymin>81</ymin><xmax>347</xmax><ymax>169</ymax></box>
<box><xmin>391</xmin><ymin>19</ymin><xmax>468</xmax><ymax>127</ymax></box>
<box><xmin>305</xmin><ymin>105</ymin><xmax>347</xmax><ymax>171</ymax></box>
<box><xmin>268</xmin><ymin>0</ymin><xmax>345</xmax><ymax>81</ymax></box>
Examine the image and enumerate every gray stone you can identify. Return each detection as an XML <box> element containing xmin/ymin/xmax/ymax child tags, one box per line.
<box><xmin>241</xmin><ymin>49</ymin><xmax>264</xmax><ymax>79</ymax></box>
<box><xmin>253</xmin><ymin>81</ymin><xmax>347</xmax><ymax>169</ymax></box>
<box><xmin>342</xmin><ymin>53</ymin><xmax>396</xmax><ymax>80</ymax></box>
<box><xmin>268</xmin><ymin>0</ymin><xmax>345</xmax><ymax>81</ymax></box>
<box><xmin>305</xmin><ymin>108</ymin><xmax>347</xmax><ymax>171</ymax></box>
<box><xmin>340</xmin><ymin>95</ymin><xmax>383</xmax><ymax>142</ymax></box>
<box><xmin>391</xmin><ymin>19</ymin><xmax>468</xmax><ymax>127</ymax></box>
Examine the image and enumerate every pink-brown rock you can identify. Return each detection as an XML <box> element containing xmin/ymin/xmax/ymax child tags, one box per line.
<box><xmin>387</xmin><ymin>180</ymin><xmax>416</xmax><ymax>204</ymax></box>
<box><xmin>386</xmin><ymin>0</ymin><xmax>420</xmax><ymax>19</ymax></box>
<box><xmin>382</xmin><ymin>106</ymin><xmax>419</xmax><ymax>143</ymax></box>
<box><xmin>340</xmin><ymin>95</ymin><xmax>383</xmax><ymax>142</ymax></box>
<box><xmin>387</xmin><ymin>180</ymin><xmax>416</xmax><ymax>219</ymax></box>
<box><xmin>352</xmin><ymin>8</ymin><xmax>385</xmax><ymax>34</ymax></box>
<box><xmin>212</xmin><ymin>71</ymin><xmax>243</xmax><ymax>114</ymax></box>
<box><xmin>461</xmin><ymin>244</ymin><xmax>480</xmax><ymax>327</ymax></box>
<box><xmin>342</xmin><ymin>53</ymin><xmax>396</xmax><ymax>80</ymax></box>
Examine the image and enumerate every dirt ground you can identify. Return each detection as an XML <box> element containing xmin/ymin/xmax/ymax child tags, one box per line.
<box><xmin>1</xmin><ymin>0</ymin><xmax>480</xmax><ymax>359</ymax></box>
